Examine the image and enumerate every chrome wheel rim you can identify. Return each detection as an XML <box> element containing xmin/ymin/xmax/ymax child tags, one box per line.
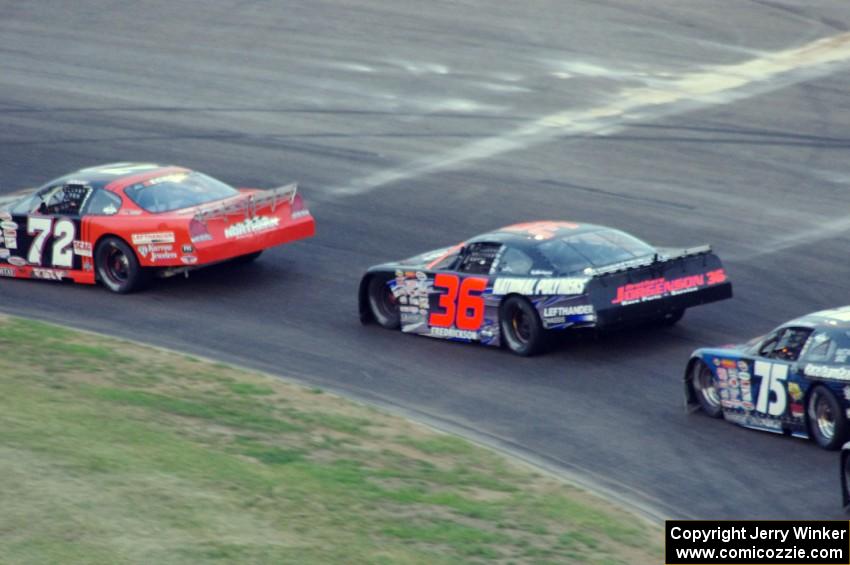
<box><xmin>105</xmin><ymin>245</ymin><xmax>129</xmax><ymax>284</ymax></box>
<box><xmin>511</xmin><ymin>307</ymin><xmax>532</xmax><ymax>344</ymax></box>
<box><xmin>371</xmin><ymin>282</ymin><xmax>398</xmax><ymax>321</ymax></box>
<box><xmin>695</xmin><ymin>365</ymin><xmax>720</xmax><ymax>409</ymax></box>
<box><xmin>811</xmin><ymin>390</ymin><xmax>835</xmax><ymax>442</ymax></box>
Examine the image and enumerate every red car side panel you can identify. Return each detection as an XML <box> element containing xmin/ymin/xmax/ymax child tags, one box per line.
<box><xmin>84</xmin><ymin>188</ymin><xmax>315</xmax><ymax>269</ymax></box>
<box><xmin>1</xmin><ymin>167</ymin><xmax>315</xmax><ymax>288</ymax></box>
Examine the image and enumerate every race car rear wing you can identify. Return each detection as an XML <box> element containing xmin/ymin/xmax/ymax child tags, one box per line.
<box><xmin>192</xmin><ymin>183</ymin><xmax>298</xmax><ymax>222</ymax></box>
<box><xmin>660</xmin><ymin>244</ymin><xmax>712</xmax><ymax>260</ymax></box>
<box><xmin>588</xmin><ymin>245</ymin><xmax>713</xmax><ymax>277</ymax></box>
<box><xmin>588</xmin><ymin>247</ymin><xmax>732</xmax><ymax>327</ymax></box>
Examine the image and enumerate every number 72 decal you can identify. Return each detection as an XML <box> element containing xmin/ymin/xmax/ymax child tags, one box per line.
<box><xmin>429</xmin><ymin>274</ymin><xmax>488</xmax><ymax>330</ymax></box>
<box><xmin>27</xmin><ymin>217</ymin><xmax>76</xmax><ymax>267</ymax></box>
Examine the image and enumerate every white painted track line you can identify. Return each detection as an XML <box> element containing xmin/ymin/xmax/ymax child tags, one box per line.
<box><xmin>334</xmin><ymin>33</ymin><xmax>850</xmax><ymax>197</ymax></box>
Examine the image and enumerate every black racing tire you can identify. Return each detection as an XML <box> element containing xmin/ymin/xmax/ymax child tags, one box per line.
<box><xmin>692</xmin><ymin>361</ymin><xmax>723</xmax><ymax>418</ymax></box>
<box><xmin>841</xmin><ymin>446</ymin><xmax>850</xmax><ymax>509</ymax></box>
<box><xmin>233</xmin><ymin>250</ymin><xmax>263</xmax><ymax>265</ymax></box>
<box><xmin>367</xmin><ymin>275</ymin><xmax>400</xmax><ymax>329</ymax></box>
<box><xmin>500</xmin><ymin>296</ymin><xmax>546</xmax><ymax>356</ymax></box>
<box><xmin>659</xmin><ymin>308</ymin><xmax>685</xmax><ymax>327</ymax></box>
<box><xmin>807</xmin><ymin>385</ymin><xmax>848</xmax><ymax>450</ymax></box>
<box><xmin>95</xmin><ymin>236</ymin><xmax>150</xmax><ymax>294</ymax></box>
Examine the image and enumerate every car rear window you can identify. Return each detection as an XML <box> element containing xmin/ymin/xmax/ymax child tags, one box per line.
<box><xmin>803</xmin><ymin>331</ymin><xmax>835</xmax><ymax>363</ymax></box>
<box><xmin>536</xmin><ymin>229</ymin><xmax>655</xmax><ymax>275</ymax></box>
<box><xmin>494</xmin><ymin>246</ymin><xmax>534</xmax><ymax>275</ymax></box>
<box><xmin>825</xmin><ymin>331</ymin><xmax>850</xmax><ymax>364</ymax></box>
<box><xmin>124</xmin><ymin>172</ymin><xmax>239</xmax><ymax>213</ymax></box>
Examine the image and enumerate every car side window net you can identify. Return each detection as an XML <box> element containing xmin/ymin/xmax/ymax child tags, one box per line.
<box><xmin>41</xmin><ymin>183</ymin><xmax>92</xmax><ymax>215</ymax></box>
<box><xmin>458</xmin><ymin>242</ymin><xmax>502</xmax><ymax>274</ymax></box>
<box><xmin>769</xmin><ymin>327</ymin><xmax>814</xmax><ymax>362</ymax></box>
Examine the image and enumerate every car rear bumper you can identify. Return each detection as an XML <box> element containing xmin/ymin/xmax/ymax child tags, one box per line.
<box><xmin>595</xmin><ymin>282</ymin><xmax>732</xmax><ymax>328</ymax></box>
<box><xmin>193</xmin><ymin>214</ymin><xmax>315</xmax><ymax>264</ymax></box>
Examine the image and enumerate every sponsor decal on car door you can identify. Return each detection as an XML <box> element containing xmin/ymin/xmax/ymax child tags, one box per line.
<box><xmin>2</xmin><ymin>213</ymin><xmax>84</xmax><ymax>274</ymax></box>
<box><xmin>428</xmin><ymin>273</ymin><xmax>488</xmax><ymax>340</ymax></box>
<box><xmin>722</xmin><ymin>358</ymin><xmax>790</xmax><ymax>431</ymax></box>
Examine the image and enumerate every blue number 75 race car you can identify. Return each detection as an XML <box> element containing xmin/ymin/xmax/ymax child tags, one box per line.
<box><xmin>686</xmin><ymin>306</ymin><xmax>850</xmax><ymax>450</ymax></box>
<box><xmin>359</xmin><ymin>221</ymin><xmax>732</xmax><ymax>355</ymax></box>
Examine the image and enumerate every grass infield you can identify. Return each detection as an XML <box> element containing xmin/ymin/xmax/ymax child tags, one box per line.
<box><xmin>0</xmin><ymin>315</ymin><xmax>661</xmax><ymax>564</ymax></box>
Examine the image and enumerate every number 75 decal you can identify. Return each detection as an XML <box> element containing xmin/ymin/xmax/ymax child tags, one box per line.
<box><xmin>429</xmin><ymin>274</ymin><xmax>488</xmax><ymax>330</ymax></box>
<box><xmin>754</xmin><ymin>360</ymin><xmax>789</xmax><ymax>417</ymax></box>
<box><xmin>27</xmin><ymin>217</ymin><xmax>76</xmax><ymax>267</ymax></box>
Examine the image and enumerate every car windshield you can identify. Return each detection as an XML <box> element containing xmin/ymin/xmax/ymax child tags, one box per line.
<box><xmin>536</xmin><ymin>228</ymin><xmax>655</xmax><ymax>275</ymax></box>
<box><xmin>124</xmin><ymin>171</ymin><xmax>239</xmax><ymax>213</ymax></box>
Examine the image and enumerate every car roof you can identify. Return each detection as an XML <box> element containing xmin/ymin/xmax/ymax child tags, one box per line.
<box><xmin>48</xmin><ymin>163</ymin><xmax>189</xmax><ymax>193</ymax></box>
<box><xmin>786</xmin><ymin>306</ymin><xmax>850</xmax><ymax>331</ymax></box>
<box><xmin>466</xmin><ymin>221</ymin><xmax>616</xmax><ymax>246</ymax></box>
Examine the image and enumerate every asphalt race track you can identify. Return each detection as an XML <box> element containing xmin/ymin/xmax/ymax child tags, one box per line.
<box><xmin>3</xmin><ymin>1</ymin><xmax>850</xmax><ymax>520</ymax></box>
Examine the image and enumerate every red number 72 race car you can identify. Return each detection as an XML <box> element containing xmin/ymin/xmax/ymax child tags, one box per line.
<box><xmin>0</xmin><ymin>163</ymin><xmax>315</xmax><ymax>293</ymax></box>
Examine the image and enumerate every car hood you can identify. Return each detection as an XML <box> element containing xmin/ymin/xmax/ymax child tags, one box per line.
<box><xmin>0</xmin><ymin>188</ymin><xmax>36</xmax><ymax>212</ymax></box>
<box><xmin>696</xmin><ymin>343</ymin><xmax>752</xmax><ymax>358</ymax></box>
<box><xmin>394</xmin><ymin>244</ymin><xmax>460</xmax><ymax>268</ymax></box>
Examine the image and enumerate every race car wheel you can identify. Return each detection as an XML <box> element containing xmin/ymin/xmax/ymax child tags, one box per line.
<box><xmin>842</xmin><ymin>448</ymin><xmax>850</xmax><ymax>509</ymax></box>
<box><xmin>95</xmin><ymin>236</ymin><xmax>150</xmax><ymax>294</ymax></box>
<box><xmin>500</xmin><ymin>296</ymin><xmax>545</xmax><ymax>356</ymax></box>
<box><xmin>692</xmin><ymin>361</ymin><xmax>723</xmax><ymax>418</ymax></box>
<box><xmin>807</xmin><ymin>386</ymin><xmax>847</xmax><ymax>450</ymax></box>
<box><xmin>659</xmin><ymin>308</ymin><xmax>685</xmax><ymax>326</ymax></box>
<box><xmin>367</xmin><ymin>275</ymin><xmax>400</xmax><ymax>329</ymax></box>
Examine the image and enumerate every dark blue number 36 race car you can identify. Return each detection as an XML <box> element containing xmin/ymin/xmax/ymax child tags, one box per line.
<box><xmin>360</xmin><ymin>221</ymin><xmax>732</xmax><ymax>356</ymax></box>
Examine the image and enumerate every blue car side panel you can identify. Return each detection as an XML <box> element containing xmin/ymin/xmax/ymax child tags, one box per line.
<box><xmin>388</xmin><ymin>269</ymin><xmax>595</xmax><ymax>347</ymax></box>
<box><xmin>696</xmin><ymin>348</ymin><xmax>850</xmax><ymax>439</ymax></box>
<box><xmin>371</xmin><ymin>245</ymin><xmax>731</xmax><ymax>349</ymax></box>
<box><xmin>390</xmin><ymin>269</ymin><xmax>502</xmax><ymax>345</ymax></box>
<box><xmin>534</xmin><ymin>295</ymin><xmax>596</xmax><ymax>330</ymax></box>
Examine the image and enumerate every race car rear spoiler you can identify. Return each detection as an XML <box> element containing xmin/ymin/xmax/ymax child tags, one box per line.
<box><xmin>192</xmin><ymin>183</ymin><xmax>298</xmax><ymax>222</ymax></box>
<box><xmin>588</xmin><ymin>245</ymin><xmax>713</xmax><ymax>277</ymax></box>
<box><xmin>588</xmin><ymin>246</ymin><xmax>732</xmax><ymax>327</ymax></box>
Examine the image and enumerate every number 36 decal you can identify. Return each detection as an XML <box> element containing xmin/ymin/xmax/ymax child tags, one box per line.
<box><xmin>27</xmin><ymin>217</ymin><xmax>76</xmax><ymax>267</ymax></box>
<box><xmin>429</xmin><ymin>274</ymin><xmax>488</xmax><ymax>330</ymax></box>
